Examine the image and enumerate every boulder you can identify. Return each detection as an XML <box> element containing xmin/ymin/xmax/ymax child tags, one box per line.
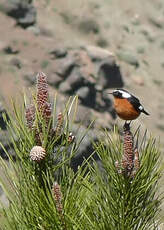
<box><xmin>117</xmin><ymin>49</ymin><xmax>139</xmax><ymax>67</ymax></box>
<box><xmin>85</xmin><ymin>45</ymin><xmax>114</xmax><ymax>61</ymax></box>
<box><xmin>49</xmin><ymin>46</ymin><xmax>124</xmax><ymax>112</ymax></box>
<box><xmin>97</xmin><ymin>58</ymin><xmax>123</xmax><ymax>89</ymax></box>
<box><xmin>10</xmin><ymin>57</ymin><xmax>22</xmax><ymax>69</ymax></box>
<box><xmin>0</xmin><ymin>102</ymin><xmax>13</xmax><ymax>160</ymax></box>
<box><xmin>78</xmin><ymin>18</ymin><xmax>100</xmax><ymax>34</ymax></box>
<box><xmin>0</xmin><ymin>102</ymin><xmax>9</xmax><ymax>130</ymax></box>
<box><xmin>49</xmin><ymin>47</ymin><xmax>68</xmax><ymax>59</ymax></box>
<box><xmin>0</xmin><ymin>0</ymin><xmax>36</xmax><ymax>28</ymax></box>
<box><xmin>76</xmin><ymin>86</ymin><xmax>96</xmax><ymax>107</ymax></box>
<box><xmin>70</xmin><ymin>126</ymin><xmax>98</xmax><ymax>172</ymax></box>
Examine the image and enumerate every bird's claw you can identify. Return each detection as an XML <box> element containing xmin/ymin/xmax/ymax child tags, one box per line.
<box><xmin>124</xmin><ymin>121</ymin><xmax>131</xmax><ymax>131</ymax></box>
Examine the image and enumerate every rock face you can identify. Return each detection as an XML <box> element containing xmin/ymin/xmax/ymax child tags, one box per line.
<box><xmin>0</xmin><ymin>103</ymin><xmax>12</xmax><ymax>160</ymax></box>
<box><xmin>49</xmin><ymin>46</ymin><xmax>124</xmax><ymax>115</ymax></box>
<box><xmin>0</xmin><ymin>45</ymin><xmax>124</xmax><ymax>169</ymax></box>
<box><xmin>0</xmin><ymin>102</ymin><xmax>9</xmax><ymax>130</ymax></box>
<box><xmin>70</xmin><ymin>126</ymin><xmax>98</xmax><ymax>172</ymax></box>
<box><xmin>46</xmin><ymin>46</ymin><xmax>124</xmax><ymax>170</ymax></box>
<box><xmin>22</xmin><ymin>46</ymin><xmax>124</xmax><ymax>171</ymax></box>
<box><xmin>0</xmin><ymin>0</ymin><xmax>36</xmax><ymax>28</ymax></box>
<box><xmin>22</xmin><ymin>46</ymin><xmax>124</xmax><ymax>167</ymax></box>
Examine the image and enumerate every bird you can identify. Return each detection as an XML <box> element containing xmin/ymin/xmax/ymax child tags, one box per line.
<box><xmin>109</xmin><ymin>89</ymin><xmax>149</xmax><ymax>123</ymax></box>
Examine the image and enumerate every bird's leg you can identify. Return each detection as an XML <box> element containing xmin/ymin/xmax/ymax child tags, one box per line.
<box><xmin>124</xmin><ymin>121</ymin><xmax>131</xmax><ymax>131</ymax></box>
<box><xmin>129</xmin><ymin>120</ymin><xmax>133</xmax><ymax>126</ymax></box>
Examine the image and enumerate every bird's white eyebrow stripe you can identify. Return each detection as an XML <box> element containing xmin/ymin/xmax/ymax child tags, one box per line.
<box><xmin>122</xmin><ymin>92</ymin><xmax>131</xmax><ymax>98</ymax></box>
<box><xmin>114</xmin><ymin>90</ymin><xmax>131</xmax><ymax>98</ymax></box>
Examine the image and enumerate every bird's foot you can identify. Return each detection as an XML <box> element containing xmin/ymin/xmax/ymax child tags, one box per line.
<box><xmin>123</xmin><ymin>121</ymin><xmax>131</xmax><ymax>131</ymax></box>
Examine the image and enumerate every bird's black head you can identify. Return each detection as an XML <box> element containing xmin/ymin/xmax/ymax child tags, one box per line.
<box><xmin>112</xmin><ymin>90</ymin><xmax>122</xmax><ymax>98</ymax></box>
<box><xmin>111</xmin><ymin>89</ymin><xmax>131</xmax><ymax>99</ymax></box>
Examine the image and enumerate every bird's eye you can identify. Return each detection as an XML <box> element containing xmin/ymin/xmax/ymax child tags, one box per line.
<box><xmin>113</xmin><ymin>91</ymin><xmax>121</xmax><ymax>97</ymax></box>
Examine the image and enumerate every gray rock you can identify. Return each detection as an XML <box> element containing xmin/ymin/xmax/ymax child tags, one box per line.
<box><xmin>76</xmin><ymin>86</ymin><xmax>90</xmax><ymax>100</ymax></box>
<box><xmin>59</xmin><ymin>81</ymin><xmax>72</xmax><ymax>93</ymax></box>
<box><xmin>131</xmin><ymin>15</ymin><xmax>141</xmax><ymax>26</ymax></box>
<box><xmin>24</xmin><ymin>72</ymin><xmax>36</xmax><ymax>86</ymax></box>
<box><xmin>0</xmin><ymin>102</ymin><xmax>13</xmax><ymax>160</ymax></box>
<box><xmin>55</xmin><ymin>58</ymin><xmax>76</xmax><ymax>78</ymax></box>
<box><xmin>122</xmin><ymin>24</ymin><xmax>131</xmax><ymax>33</ymax></box>
<box><xmin>75</xmin><ymin>105</ymin><xmax>92</xmax><ymax>127</ymax></box>
<box><xmin>76</xmin><ymin>86</ymin><xmax>96</xmax><ymax>107</ymax></box>
<box><xmin>49</xmin><ymin>48</ymin><xmax>68</xmax><ymax>59</ymax></box>
<box><xmin>117</xmin><ymin>49</ymin><xmax>139</xmax><ymax>68</ymax></box>
<box><xmin>60</xmin><ymin>11</ymin><xmax>76</xmax><ymax>25</ymax></box>
<box><xmin>53</xmin><ymin>46</ymin><xmax>123</xmax><ymax>93</ymax></box>
<box><xmin>160</xmin><ymin>40</ymin><xmax>164</xmax><ymax>49</ymax></box>
<box><xmin>94</xmin><ymin>90</ymin><xmax>114</xmax><ymax>114</ymax></box>
<box><xmin>0</xmin><ymin>185</ymin><xmax>9</xmax><ymax>207</ymax></box>
<box><xmin>0</xmin><ymin>131</ymin><xmax>14</xmax><ymax>159</ymax></box>
<box><xmin>97</xmin><ymin>59</ymin><xmax>124</xmax><ymax>88</ymax></box>
<box><xmin>140</xmin><ymin>27</ymin><xmax>156</xmax><ymax>43</ymax></box>
<box><xmin>27</xmin><ymin>26</ymin><xmax>40</xmax><ymax>35</ymax></box>
<box><xmin>95</xmin><ymin>84</ymin><xmax>103</xmax><ymax>92</ymax></box>
<box><xmin>148</xmin><ymin>16</ymin><xmax>164</xmax><ymax>29</ymax></box>
<box><xmin>85</xmin><ymin>45</ymin><xmax>114</xmax><ymax>61</ymax></box>
<box><xmin>0</xmin><ymin>102</ymin><xmax>9</xmax><ymax>130</ymax></box>
<box><xmin>51</xmin><ymin>45</ymin><xmax>124</xmax><ymax>119</ymax></box>
<box><xmin>10</xmin><ymin>57</ymin><xmax>22</xmax><ymax>69</ymax></box>
<box><xmin>78</xmin><ymin>18</ymin><xmax>100</xmax><ymax>34</ymax></box>
<box><xmin>96</xmin><ymin>37</ymin><xmax>109</xmax><ymax>48</ymax></box>
<box><xmin>70</xmin><ymin>126</ymin><xmax>98</xmax><ymax>172</ymax></box>
<box><xmin>67</xmin><ymin>67</ymin><xmax>84</xmax><ymax>89</ymax></box>
<box><xmin>40</xmin><ymin>27</ymin><xmax>54</xmax><ymax>38</ymax></box>
<box><xmin>161</xmin><ymin>62</ymin><xmax>164</xmax><ymax>68</ymax></box>
<box><xmin>136</xmin><ymin>46</ymin><xmax>145</xmax><ymax>54</ymax></box>
<box><xmin>3</xmin><ymin>45</ymin><xmax>19</xmax><ymax>54</ymax></box>
<box><xmin>47</xmin><ymin>73</ymin><xmax>63</xmax><ymax>87</ymax></box>
<box><xmin>0</xmin><ymin>41</ymin><xmax>8</xmax><ymax>52</ymax></box>
<box><xmin>1</xmin><ymin>0</ymin><xmax>36</xmax><ymax>28</ymax></box>
<box><xmin>0</xmin><ymin>185</ymin><xmax>3</xmax><ymax>196</ymax></box>
<box><xmin>52</xmin><ymin>124</ymin><xmax>98</xmax><ymax>173</ymax></box>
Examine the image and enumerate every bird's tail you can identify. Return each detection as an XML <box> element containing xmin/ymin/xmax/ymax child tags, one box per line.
<box><xmin>142</xmin><ymin>109</ymin><xmax>149</xmax><ymax>115</ymax></box>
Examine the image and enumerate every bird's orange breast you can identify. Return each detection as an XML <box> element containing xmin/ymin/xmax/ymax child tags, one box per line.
<box><xmin>114</xmin><ymin>98</ymin><xmax>140</xmax><ymax>120</ymax></box>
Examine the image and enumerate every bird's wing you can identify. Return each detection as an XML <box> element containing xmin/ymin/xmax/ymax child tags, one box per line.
<box><xmin>127</xmin><ymin>96</ymin><xmax>143</xmax><ymax>112</ymax></box>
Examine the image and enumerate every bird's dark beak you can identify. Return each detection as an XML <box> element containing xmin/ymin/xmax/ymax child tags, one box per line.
<box><xmin>108</xmin><ymin>92</ymin><xmax>113</xmax><ymax>95</ymax></box>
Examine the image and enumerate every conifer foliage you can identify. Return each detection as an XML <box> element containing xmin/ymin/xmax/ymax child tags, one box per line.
<box><xmin>0</xmin><ymin>72</ymin><xmax>163</xmax><ymax>230</ymax></box>
<box><xmin>88</xmin><ymin>124</ymin><xmax>162</xmax><ymax>230</ymax></box>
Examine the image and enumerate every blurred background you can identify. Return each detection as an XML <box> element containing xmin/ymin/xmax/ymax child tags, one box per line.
<box><xmin>0</xmin><ymin>0</ymin><xmax>163</xmax><ymax>151</ymax></box>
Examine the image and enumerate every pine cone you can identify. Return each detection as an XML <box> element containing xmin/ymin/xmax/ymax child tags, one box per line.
<box><xmin>30</xmin><ymin>146</ymin><xmax>46</xmax><ymax>163</ymax></box>
<box><xmin>123</xmin><ymin>126</ymin><xmax>134</xmax><ymax>174</ymax></box>
<box><xmin>52</xmin><ymin>182</ymin><xmax>63</xmax><ymax>213</ymax></box>
<box><xmin>55</xmin><ymin>112</ymin><xmax>63</xmax><ymax>137</ymax></box>
<box><xmin>36</xmin><ymin>72</ymin><xmax>49</xmax><ymax>110</ymax></box>
<box><xmin>25</xmin><ymin>104</ymin><xmax>35</xmax><ymax>129</ymax></box>
<box><xmin>42</xmin><ymin>102</ymin><xmax>52</xmax><ymax>125</ymax></box>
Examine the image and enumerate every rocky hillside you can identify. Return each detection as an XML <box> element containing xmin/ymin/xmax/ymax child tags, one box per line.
<box><xmin>0</xmin><ymin>0</ymin><xmax>164</xmax><ymax>149</ymax></box>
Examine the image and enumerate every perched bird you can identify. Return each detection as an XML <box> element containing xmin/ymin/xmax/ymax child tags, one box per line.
<box><xmin>109</xmin><ymin>89</ymin><xmax>149</xmax><ymax>122</ymax></box>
